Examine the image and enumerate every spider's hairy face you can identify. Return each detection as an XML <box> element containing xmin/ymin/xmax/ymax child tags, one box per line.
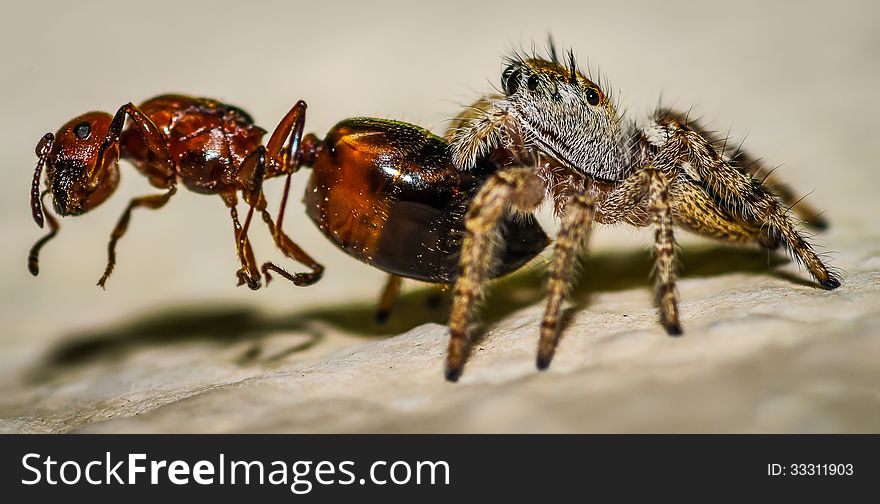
<box><xmin>500</xmin><ymin>55</ymin><xmax>630</xmax><ymax>181</ymax></box>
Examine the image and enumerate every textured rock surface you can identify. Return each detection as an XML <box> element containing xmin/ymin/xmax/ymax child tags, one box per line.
<box><xmin>0</xmin><ymin>1</ymin><xmax>878</xmax><ymax>433</ymax></box>
<box><xmin>1</xmin><ymin>238</ymin><xmax>878</xmax><ymax>433</ymax></box>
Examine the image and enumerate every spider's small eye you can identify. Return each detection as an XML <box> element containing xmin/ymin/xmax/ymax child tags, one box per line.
<box><xmin>74</xmin><ymin>122</ymin><xmax>91</xmax><ymax>140</ymax></box>
<box><xmin>586</xmin><ymin>88</ymin><xmax>600</xmax><ymax>106</ymax></box>
<box><xmin>503</xmin><ymin>67</ymin><xmax>521</xmax><ymax>96</ymax></box>
<box><xmin>527</xmin><ymin>74</ymin><xmax>539</xmax><ymax>92</ymax></box>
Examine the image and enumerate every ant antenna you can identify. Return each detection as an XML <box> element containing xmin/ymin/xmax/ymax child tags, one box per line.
<box><xmin>31</xmin><ymin>133</ymin><xmax>54</xmax><ymax>228</ymax></box>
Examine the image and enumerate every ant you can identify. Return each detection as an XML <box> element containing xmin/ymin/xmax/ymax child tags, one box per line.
<box><xmin>29</xmin><ymin>95</ymin><xmax>548</xmax><ymax>316</ymax></box>
<box><xmin>29</xmin><ymin>95</ymin><xmax>323</xmax><ymax>290</ymax></box>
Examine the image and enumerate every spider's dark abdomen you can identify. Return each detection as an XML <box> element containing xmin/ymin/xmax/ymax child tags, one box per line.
<box><xmin>304</xmin><ymin>118</ymin><xmax>549</xmax><ymax>283</ymax></box>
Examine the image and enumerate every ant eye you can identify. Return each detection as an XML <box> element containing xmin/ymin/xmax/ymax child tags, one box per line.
<box><xmin>586</xmin><ymin>88</ymin><xmax>600</xmax><ymax>106</ymax></box>
<box><xmin>503</xmin><ymin>67</ymin><xmax>521</xmax><ymax>95</ymax></box>
<box><xmin>74</xmin><ymin>122</ymin><xmax>91</xmax><ymax>140</ymax></box>
<box><xmin>527</xmin><ymin>74</ymin><xmax>539</xmax><ymax>91</ymax></box>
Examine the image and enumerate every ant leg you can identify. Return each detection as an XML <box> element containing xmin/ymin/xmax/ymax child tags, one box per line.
<box><xmin>259</xmin><ymin>210</ymin><xmax>324</xmax><ymax>286</ymax></box>
<box><xmin>265</xmin><ymin>100</ymin><xmax>307</xmax><ymax>171</ymax></box>
<box><xmin>236</xmin><ymin>142</ymin><xmax>322</xmax><ymax>288</ymax></box>
<box><xmin>236</xmin><ymin>144</ymin><xmax>267</xmax><ymax>256</ymax></box>
<box><xmin>27</xmin><ymin>191</ymin><xmax>59</xmax><ymax>276</ymax></box>
<box><xmin>90</xmin><ymin>103</ymin><xmax>178</xmax><ymax>288</ymax></box>
<box><xmin>375</xmin><ymin>275</ymin><xmax>402</xmax><ymax>324</ymax></box>
<box><xmin>97</xmin><ymin>186</ymin><xmax>177</xmax><ymax>288</ymax></box>
<box><xmin>88</xmin><ymin>103</ymin><xmax>174</xmax><ymax>190</ymax></box>
<box><xmin>656</xmin><ymin>115</ymin><xmax>839</xmax><ymax>289</ymax></box>
<box><xmin>446</xmin><ymin>167</ymin><xmax>544</xmax><ymax>381</ymax></box>
<box><xmin>222</xmin><ymin>192</ymin><xmax>261</xmax><ymax>290</ymax></box>
<box><xmin>256</xmin><ymin>100</ymin><xmax>324</xmax><ymax>286</ymax></box>
<box><xmin>536</xmin><ymin>193</ymin><xmax>596</xmax><ymax>369</ymax></box>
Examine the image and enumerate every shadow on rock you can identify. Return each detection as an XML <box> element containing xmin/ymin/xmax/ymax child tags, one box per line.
<box><xmin>29</xmin><ymin>244</ymin><xmax>792</xmax><ymax>382</ymax></box>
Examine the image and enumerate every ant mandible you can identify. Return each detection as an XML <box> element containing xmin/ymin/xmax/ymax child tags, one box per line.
<box><xmin>29</xmin><ymin>95</ymin><xmax>323</xmax><ymax>289</ymax></box>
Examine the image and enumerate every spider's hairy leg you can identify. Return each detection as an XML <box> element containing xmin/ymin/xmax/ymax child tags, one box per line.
<box><xmin>445</xmin><ymin>95</ymin><xmax>515</xmax><ymax>170</ymax></box>
<box><xmin>734</xmin><ymin>155</ymin><xmax>829</xmax><ymax>231</ymax></box>
<box><xmin>658</xmin><ymin>109</ymin><xmax>828</xmax><ymax>230</ymax></box>
<box><xmin>536</xmin><ymin>193</ymin><xmax>595</xmax><ymax>369</ymax></box>
<box><xmin>599</xmin><ymin>166</ymin><xmax>682</xmax><ymax>335</ymax></box>
<box><xmin>670</xmin><ymin>181</ymin><xmax>777</xmax><ymax>248</ymax></box>
<box><xmin>660</xmin><ymin>118</ymin><xmax>840</xmax><ymax>289</ymax></box>
<box><xmin>446</xmin><ymin>167</ymin><xmax>544</xmax><ymax>381</ymax></box>
<box><xmin>646</xmin><ymin>168</ymin><xmax>681</xmax><ymax>334</ymax></box>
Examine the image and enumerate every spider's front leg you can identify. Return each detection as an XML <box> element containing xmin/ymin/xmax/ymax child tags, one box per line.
<box><xmin>536</xmin><ymin>193</ymin><xmax>596</xmax><ymax>369</ymax></box>
<box><xmin>548</xmin><ymin>167</ymin><xmax>680</xmax><ymax>358</ymax></box>
<box><xmin>535</xmin><ymin>165</ymin><xmax>682</xmax><ymax>370</ymax></box>
<box><xmin>446</xmin><ymin>167</ymin><xmax>544</xmax><ymax>381</ymax></box>
<box><xmin>446</xmin><ymin>94</ymin><xmax>516</xmax><ymax>170</ymax></box>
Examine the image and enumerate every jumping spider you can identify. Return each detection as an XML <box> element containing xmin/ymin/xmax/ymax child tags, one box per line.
<box><xmin>442</xmin><ymin>48</ymin><xmax>839</xmax><ymax>381</ymax></box>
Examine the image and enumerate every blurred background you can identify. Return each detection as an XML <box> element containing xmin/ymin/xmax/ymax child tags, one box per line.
<box><xmin>1</xmin><ymin>0</ymin><xmax>877</xmax><ymax>433</ymax></box>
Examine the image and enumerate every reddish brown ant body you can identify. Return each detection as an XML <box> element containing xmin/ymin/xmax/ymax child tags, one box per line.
<box><xmin>29</xmin><ymin>95</ymin><xmax>324</xmax><ymax>289</ymax></box>
<box><xmin>29</xmin><ymin>96</ymin><xmax>548</xmax><ymax>302</ymax></box>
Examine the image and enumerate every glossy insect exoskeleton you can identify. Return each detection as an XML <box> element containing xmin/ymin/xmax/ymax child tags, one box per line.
<box><xmin>301</xmin><ymin>118</ymin><xmax>548</xmax><ymax>282</ymax></box>
<box><xmin>29</xmin><ymin>95</ymin><xmax>324</xmax><ymax>289</ymax></box>
<box><xmin>29</xmin><ymin>96</ymin><xmax>549</xmax><ymax>307</ymax></box>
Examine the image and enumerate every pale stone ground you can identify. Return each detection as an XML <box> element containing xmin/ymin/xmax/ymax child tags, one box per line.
<box><xmin>0</xmin><ymin>1</ymin><xmax>878</xmax><ymax>433</ymax></box>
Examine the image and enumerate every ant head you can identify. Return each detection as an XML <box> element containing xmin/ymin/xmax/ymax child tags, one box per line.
<box><xmin>500</xmin><ymin>51</ymin><xmax>630</xmax><ymax>181</ymax></box>
<box><xmin>31</xmin><ymin>112</ymin><xmax>121</xmax><ymax>226</ymax></box>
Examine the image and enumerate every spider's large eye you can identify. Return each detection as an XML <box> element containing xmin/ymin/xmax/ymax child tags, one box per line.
<box><xmin>586</xmin><ymin>88</ymin><xmax>600</xmax><ymax>106</ymax></box>
<box><xmin>527</xmin><ymin>74</ymin><xmax>539</xmax><ymax>91</ymax></box>
<box><xmin>503</xmin><ymin>66</ymin><xmax>521</xmax><ymax>95</ymax></box>
<box><xmin>74</xmin><ymin>121</ymin><xmax>91</xmax><ymax>140</ymax></box>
